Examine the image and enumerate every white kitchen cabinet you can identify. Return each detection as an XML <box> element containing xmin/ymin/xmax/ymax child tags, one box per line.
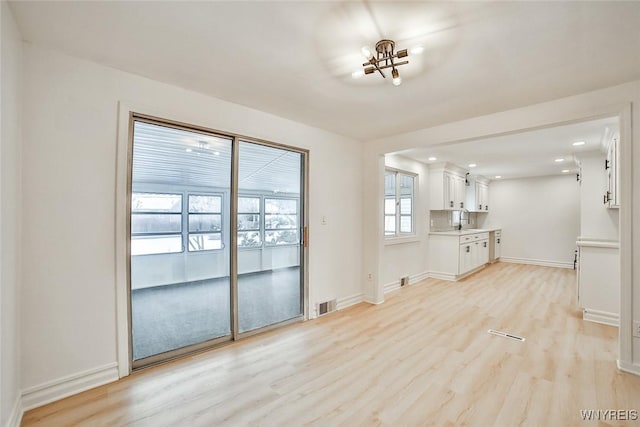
<box><xmin>429</xmin><ymin>163</ymin><xmax>467</xmax><ymax>210</ymax></box>
<box><xmin>576</xmin><ymin>239</ymin><xmax>619</xmax><ymax>326</ymax></box>
<box><xmin>494</xmin><ymin>230</ymin><xmax>502</xmax><ymax>260</ymax></box>
<box><xmin>466</xmin><ymin>175</ymin><xmax>490</xmax><ymax>212</ymax></box>
<box><xmin>604</xmin><ymin>133</ymin><xmax>620</xmax><ymax>209</ymax></box>
<box><xmin>430</xmin><ymin>231</ymin><xmax>490</xmax><ymax>280</ymax></box>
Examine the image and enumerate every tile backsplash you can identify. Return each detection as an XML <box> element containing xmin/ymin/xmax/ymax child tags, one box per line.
<box><xmin>430</xmin><ymin>210</ymin><xmax>479</xmax><ymax>231</ymax></box>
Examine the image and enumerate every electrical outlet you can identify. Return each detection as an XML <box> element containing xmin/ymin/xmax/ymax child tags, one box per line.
<box><xmin>634</xmin><ymin>321</ymin><xmax>640</xmax><ymax>338</ymax></box>
<box><xmin>367</xmin><ymin>273</ymin><xmax>373</xmax><ymax>281</ymax></box>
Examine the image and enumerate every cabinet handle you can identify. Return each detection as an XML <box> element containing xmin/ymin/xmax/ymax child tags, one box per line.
<box><xmin>604</xmin><ymin>191</ymin><xmax>612</xmax><ymax>204</ymax></box>
<box><xmin>605</xmin><ymin>159</ymin><xmax>610</xmax><ymax>170</ymax></box>
<box><xmin>450</xmin><ymin>201</ymin><xmax>454</xmax><ymax>208</ymax></box>
<box><xmin>466</xmin><ymin>246</ymin><xmax>470</xmax><ymax>253</ymax></box>
<box><xmin>497</xmin><ymin>238</ymin><xmax>500</xmax><ymax>244</ymax></box>
<box><xmin>483</xmin><ymin>241</ymin><xmax>487</xmax><ymax>247</ymax></box>
<box><xmin>485</xmin><ymin>205</ymin><xmax>488</xmax><ymax>210</ymax></box>
<box><xmin>460</xmin><ymin>202</ymin><xmax>464</xmax><ymax>208</ymax></box>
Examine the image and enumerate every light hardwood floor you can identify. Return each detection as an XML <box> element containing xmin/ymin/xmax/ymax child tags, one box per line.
<box><xmin>22</xmin><ymin>263</ymin><xmax>640</xmax><ymax>426</ymax></box>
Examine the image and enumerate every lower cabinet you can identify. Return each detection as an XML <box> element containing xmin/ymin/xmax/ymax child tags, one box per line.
<box><xmin>429</xmin><ymin>231</ymin><xmax>490</xmax><ymax>281</ymax></box>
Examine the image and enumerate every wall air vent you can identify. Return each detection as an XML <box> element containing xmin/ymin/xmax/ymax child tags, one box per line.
<box><xmin>317</xmin><ymin>299</ymin><xmax>337</xmax><ymax>317</ymax></box>
<box><xmin>400</xmin><ymin>276</ymin><xmax>409</xmax><ymax>287</ymax></box>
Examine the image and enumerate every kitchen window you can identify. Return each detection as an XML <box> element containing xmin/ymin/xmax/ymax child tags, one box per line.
<box><xmin>384</xmin><ymin>169</ymin><xmax>416</xmax><ymax>237</ymax></box>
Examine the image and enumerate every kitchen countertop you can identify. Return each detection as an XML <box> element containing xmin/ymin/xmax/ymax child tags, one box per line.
<box><xmin>429</xmin><ymin>228</ymin><xmax>501</xmax><ymax>236</ymax></box>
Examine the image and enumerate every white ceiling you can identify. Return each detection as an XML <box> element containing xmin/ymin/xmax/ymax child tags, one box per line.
<box><xmin>132</xmin><ymin>121</ymin><xmax>301</xmax><ymax>194</ymax></box>
<box><xmin>9</xmin><ymin>1</ymin><xmax>640</xmax><ymax>141</ymax></box>
<box><xmin>398</xmin><ymin>116</ymin><xmax>619</xmax><ymax>180</ymax></box>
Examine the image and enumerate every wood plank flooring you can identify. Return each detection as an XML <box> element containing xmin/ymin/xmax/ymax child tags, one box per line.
<box><xmin>22</xmin><ymin>263</ymin><xmax>640</xmax><ymax>426</ymax></box>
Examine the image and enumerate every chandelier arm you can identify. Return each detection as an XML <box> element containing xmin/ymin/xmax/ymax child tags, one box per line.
<box><xmin>376</xmin><ymin>61</ymin><xmax>408</xmax><ymax>71</ymax></box>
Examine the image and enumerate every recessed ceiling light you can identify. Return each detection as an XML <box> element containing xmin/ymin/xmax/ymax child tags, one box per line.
<box><xmin>410</xmin><ymin>46</ymin><xmax>424</xmax><ymax>55</ymax></box>
<box><xmin>561</xmin><ymin>169</ymin><xmax>570</xmax><ymax>173</ymax></box>
<box><xmin>185</xmin><ymin>148</ymin><xmax>192</xmax><ymax>153</ymax></box>
<box><xmin>214</xmin><ymin>151</ymin><xmax>220</xmax><ymax>156</ymax></box>
<box><xmin>554</xmin><ymin>158</ymin><xmax>565</xmax><ymax>163</ymax></box>
<box><xmin>428</xmin><ymin>156</ymin><xmax>437</xmax><ymax>161</ymax></box>
<box><xmin>572</xmin><ymin>141</ymin><xmax>586</xmax><ymax>146</ymax></box>
<box><xmin>468</xmin><ymin>163</ymin><xmax>477</xmax><ymax>168</ymax></box>
<box><xmin>351</xmin><ymin>70</ymin><xmax>364</xmax><ymax>79</ymax></box>
<box><xmin>495</xmin><ymin>175</ymin><xmax>502</xmax><ymax>179</ymax></box>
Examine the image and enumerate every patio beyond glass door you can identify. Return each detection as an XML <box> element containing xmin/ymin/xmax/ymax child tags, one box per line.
<box><xmin>129</xmin><ymin>117</ymin><xmax>306</xmax><ymax>368</ymax></box>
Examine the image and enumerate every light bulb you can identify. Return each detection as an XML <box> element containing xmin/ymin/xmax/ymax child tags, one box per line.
<box><xmin>392</xmin><ymin>68</ymin><xmax>402</xmax><ymax>86</ymax></box>
<box><xmin>410</xmin><ymin>46</ymin><xmax>424</xmax><ymax>55</ymax></box>
<box><xmin>361</xmin><ymin>46</ymin><xmax>373</xmax><ymax>58</ymax></box>
<box><xmin>351</xmin><ymin>70</ymin><xmax>364</xmax><ymax>79</ymax></box>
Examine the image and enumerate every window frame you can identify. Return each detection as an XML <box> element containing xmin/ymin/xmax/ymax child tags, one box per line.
<box><xmin>384</xmin><ymin>168</ymin><xmax>417</xmax><ymax>239</ymax></box>
<box><xmin>263</xmin><ymin>196</ymin><xmax>300</xmax><ymax>247</ymax></box>
<box><xmin>130</xmin><ymin>191</ymin><xmax>184</xmax><ymax>255</ymax></box>
<box><xmin>187</xmin><ymin>192</ymin><xmax>224</xmax><ymax>252</ymax></box>
<box><xmin>237</xmin><ymin>195</ymin><xmax>262</xmax><ymax>249</ymax></box>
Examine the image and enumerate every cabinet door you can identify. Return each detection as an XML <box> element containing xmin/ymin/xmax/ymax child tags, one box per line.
<box><xmin>480</xmin><ymin>240</ymin><xmax>489</xmax><ymax>265</ymax></box>
<box><xmin>459</xmin><ymin>244</ymin><xmax>470</xmax><ymax>274</ymax></box>
<box><xmin>444</xmin><ymin>173</ymin><xmax>455</xmax><ymax>210</ymax></box>
<box><xmin>473</xmin><ymin>241</ymin><xmax>481</xmax><ymax>269</ymax></box>
<box><xmin>455</xmin><ymin>176</ymin><xmax>466</xmax><ymax>210</ymax></box>
<box><xmin>482</xmin><ymin>184</ymin><xmax>489</xmax><ymax>211</ymax></box>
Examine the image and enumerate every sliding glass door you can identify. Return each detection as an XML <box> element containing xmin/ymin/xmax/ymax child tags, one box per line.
<box><xmin>237</xmin><ymin>141</ymin><xmax>304</xmax><ymax>334</ymax></box>
<box><xmin>129</xmin><ymin>116</ymin><xmax>306</xmax><ymax>368</ymax></box>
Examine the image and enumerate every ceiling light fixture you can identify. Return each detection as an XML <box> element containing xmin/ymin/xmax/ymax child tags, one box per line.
<box><xmin>495</xmin><ymin>175</ymin><xmax>502</xmax><ymax>179</ymax></box>
<box><xmin>468</xmin><ymin>163</ymin><xmax>477</xmax><ymax>168</ymax></box>
<box><xmin>428</xmin><ymin>156</ymin><xmax>437</xmax><ymax>161</ymax></box>
<box><xmin>361</xmin><ymin>39</ymin><xmax>409</xmax><ymax>86</ymax></box>
<box><xmin>572</xmin><ymin>141</ymin><xmax>586</xmax><ymax>146</ymax></box>
<box><xmin>554</xmin><ymin>158</ymin><xmax>565</xmax><ymax>163</ymax></box>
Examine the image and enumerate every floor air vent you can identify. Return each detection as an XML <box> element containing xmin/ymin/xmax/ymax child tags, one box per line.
<box><xmin>317</xmin><ymin>299</ymin><xmax>337</xmax><ymax>316</ymax></box>
<box><xmin>400</xmin><ymin>276</ymin><xmax>409</xmax><ymax>287</ymax></box>
<box><xmin>488</xmin><ymin>329</ymin><xmax>525</xmax><ymax>342</ymax></box>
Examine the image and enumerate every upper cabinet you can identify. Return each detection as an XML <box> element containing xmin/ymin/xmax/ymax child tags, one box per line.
<box><xmin>466</xmin><ymin>175</ymin><xmax>490</xmax><ymax>212</ymax></box>
<box><xmin>604</xmin><ymin>132</ymin><xmax>620</xmax><ymax>209</ymax></box>
<box><xmin>430</xmin><ymin>164</ymin><xmax>467</xmax><ymax>210</ymax></box>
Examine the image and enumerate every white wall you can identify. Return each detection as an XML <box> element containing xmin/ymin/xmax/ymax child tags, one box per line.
<box><xmin>20</xmin><ymin>44</ymin><xmax>363</xmax><ymax>393</ymax></box>
<box><xmin>381</xmin><ymin>155</ymin><xmax>430</xmax><ymax>287</ymax></box>
<box><xmin>480</xmin><ymin>175</ymin><xmax>580</xmax><ymax>266</ymax></box>
<box><xmin>0</xmin><ymin>1</ymin><xmax>22</xmax><ymax>425</ymax></box>
<box><xmin>577</xmin><ymin>152</ymin><xmax>619</xmax><ymax>240</ymax></box>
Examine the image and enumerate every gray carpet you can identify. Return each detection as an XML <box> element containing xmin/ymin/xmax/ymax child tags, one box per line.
<box><xmin>132</xmin><ymin>267</ymin><xmax>301</xmax><ymax>360</ymax></box>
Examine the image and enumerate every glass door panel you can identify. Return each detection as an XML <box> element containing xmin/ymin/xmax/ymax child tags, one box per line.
<box><xmin>130</xmin><ymin>120</ymin><xmax>232</xmax><ymax>364</ymax></box>
<box><xmin>237</xmin><ymin>141</ymin><xmax>304</xmax><ymax>333</ymax></box>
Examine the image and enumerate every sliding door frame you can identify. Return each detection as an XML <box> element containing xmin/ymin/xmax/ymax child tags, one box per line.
<box><xmin>126</xmin><ymin>113</ymin><xmax>309</xmax><ymax>371</ymax></box>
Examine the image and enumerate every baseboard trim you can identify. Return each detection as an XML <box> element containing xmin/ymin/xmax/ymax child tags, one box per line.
<box><xmin>409</xmin><ymin>271</ymin><xmax>430</xmax><ymax>285</ymax></box>
<box><xmin>7</xmin><ymin>394</ymin><xmax>23</xmax><ymax>427</ymax></box>
<box><xmin>427</xmin><ymin>272</ymin><xmax>457</xmax><ymax>281</ymax></box>
<box><xmin>383</xmin><ymin>281</ymin><xmax>401</xmax><ymax>294</ymax></box>
<box><xmin>500</xmin><ymin>257</ymin><xmax>573</xmax><ymax>269</ymax></box>
<box><xmin>583</xmin><ymin>309</ymin><xmax>619</xmax><ymax>327</ymax></box>
<box><xmin>617</xmin><ymin>360</ymin><xmax>640</xmax><ymax>376</ymax></box>
<box><xmin>336</xmin><ymin>293</ymin><xmax>364</xmax><ymax>310</ymax></box>
<box><xmin>21</xmin><ymin>362</ymin><xmax>119</xmax><ymax>412</ymax></box>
